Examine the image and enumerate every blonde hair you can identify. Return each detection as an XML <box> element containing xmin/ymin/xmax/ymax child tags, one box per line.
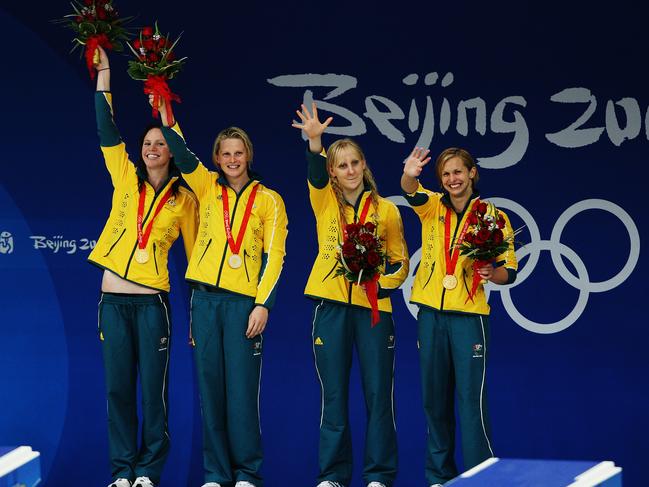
<box><xmin>326</xmin><ymin>138</ymin><xmax>380</xmax><ymax>226</ymax></box>
<box><xmin>434</xmin><ymin>147</ymin><xmax>479</xmax><ymax>190</ymax></box>
<box><xmin>212</xmin><ymin>126</ymin><xmax>254</xmax><ymax>167</ymax></box>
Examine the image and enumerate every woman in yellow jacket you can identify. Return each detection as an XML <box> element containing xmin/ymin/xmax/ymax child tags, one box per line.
<box><xmin>401</xmin><ymin>147</ymin><xmax>518</xmax><ymax>487</ymax></box>
<box><xmin>88</xmin><ymin>47</ymin><xmax>198</xmax><ymax>487</ymax></box>
<box><xmin>156</xmin><ymin>101</ymin><xmax>288</xmax><ymax>487</ymax></box>
<box><xmin>292</xmin><ymin>103</ymin><xmax>409</xmax><ymax>487</ymax></box>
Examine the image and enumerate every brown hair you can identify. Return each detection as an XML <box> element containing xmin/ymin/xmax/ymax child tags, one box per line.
<box><xmin>434</xmin><ymin>147</ymin><xmax>479</xmax><ymax>190</ymax></box>
<box><xmin>212</xmin><ymin>126</ymin><xmax>254</xmax><ymax>167</ymax></box>
<box><xmin>326</xmin><ymin>138</ymin><xmax>380</xmax><ymax>226</ymax></box>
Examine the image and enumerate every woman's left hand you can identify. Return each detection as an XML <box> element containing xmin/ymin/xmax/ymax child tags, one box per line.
<box><xmin>246</xmin><ymin>305</ymin><xmax>268</xmax><ymax>338</ymax></box>
<box><xmin>477</xmin><ymin>262</ymin><xmax>495</xmax><ymax>281</ymax></box>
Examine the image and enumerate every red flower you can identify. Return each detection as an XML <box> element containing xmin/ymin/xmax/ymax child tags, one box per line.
<box><xmin>367</xmin><ymin>251</ymin><xmax>381</xmax><ymax>267</ymax></box>
<box><xmin>348</xmin><ymin>261</ymin><xmax>360</xmax><ymax>273</ymax></box>
<box><xmin>143</xmin><ymin>38</ymin><xmax>155</xmax><ymax>50</ymax></box>
<box><xmin>83</xmin><ymin>0</ymin><xmax>92</xmax><ymax>5</ymax></box>
<box><xmin>346</xmin><ymin>223</ymin><xmax>361</xmax><ymax>237</ymax></box>
<box><xmin>147</xmin><ymin>51</ymin><xmax>159</xmax><ymax>63</ymax></box>
<box><xmin>477</xmin><ymin>202</ymin><xmax>488</xmax><ymax>215</ymax></box>
<box><xmin>468</xmin><ymin>212</ymin><xmax>478</xmax><ymax>225</ymax></box>
<box><xmin>133</xmin><ymin>39</ymin><xmax>141</xmax><ymax>49</ymax></box>
<box><xmin>166</xmin><ymin>51</ymin><xmax>175</xmax><ymax>61</ymax></box>
<box><xmin>360</xmin><ymin>232</ymin><xmax>374</xmax><ymax>246</ymax></box>
<box><xmin>465</xmin><ymin>233</ymin><xmax>475</xmax><ymax>244</ymax></box>
<box><xmin>97</xmin><ymin>8</ymin><xmax>107</xmax><ymax>20</ymax></box>
<box><xmin>497</xmin><ymin>216</ymin><xmax>505</xmax><ymax>229</ymax></box>
<box><xmin>75</xmin><ymin>15</ymin><xmax>83</xmax><ymax>22</ymax></box>
<box><xmin>142</xmin><ymin>26</ymin><xmax>154</xmax><ymax>37</ymax></box>
<box><xmin>156</xmin><ymin>37</ymin><xmax>167</xmax><ymax>48</ymax></box>
<box><xmin>492</xmin><ymin>229</ymin><xmax>504</xmax><ymax>244</ymax></box>
<box><xmin>364</xmin><ymin>221</ymin><xmax>376</xmax><ymax>233</ymax></box>
<box><xmin>342</xmin><ymin>241</ymin><xmax>356</xmax><ymax>257</ymax></box>
<box><xmin>477</xmin><ymin>228</ymin><xmax>491</xmax><ymax>243</ymax></box>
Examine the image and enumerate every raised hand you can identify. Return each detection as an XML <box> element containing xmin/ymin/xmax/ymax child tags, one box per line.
<box><xmin>291</xmin><ymin>102</ymin><xmax>333</xmax><ymax>153</ymax></box>
<box><xmin>403</xmin><ymin>147</ymin><xmax>431</xmax><ymax>178</ymax></box>
<box><xmin>95</xmin><ymin>45</ymin><xmax>110</xmax><ymax>91</ymax></box>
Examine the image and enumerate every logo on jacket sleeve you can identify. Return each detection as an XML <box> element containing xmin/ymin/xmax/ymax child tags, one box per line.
<box><xmin>158</xmin><ymin>336</ymin><xmax>169</xmax><ymax>352</ymax></box>
<box><xmin>253</xmin><ymin>341</ymin><xmax>262</xmax><ymax>356</ymax></box>
<box><xmin>472</xmin><ymin>343</ymin><xmax>484</xmax><ymax>358</ymax></box>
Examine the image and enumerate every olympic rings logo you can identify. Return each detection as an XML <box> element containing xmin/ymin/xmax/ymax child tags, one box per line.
<box><xmin>388</xmin><ymin>196</ymin><xmax>641</xmax><ymax>334</ymax></box>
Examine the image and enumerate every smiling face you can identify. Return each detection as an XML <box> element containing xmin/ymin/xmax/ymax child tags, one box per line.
<box><xmin>440</xmin><ymin>156</ymin><xmax>476</xmax><ymax>200</ymax></box>
<box><xmin>328</xmin><ymin>146</ymin><xmax>367</xmax><ymax>196</ymax></box>
<box><xmin>214</xmin><ymin>138</ymin><xmax>249</xmax><ymax>184</ymax></box>
<box><xmin>140</xmin><ymin>127</ymin><xmax>172</xmax><ymax>170</ymax></box>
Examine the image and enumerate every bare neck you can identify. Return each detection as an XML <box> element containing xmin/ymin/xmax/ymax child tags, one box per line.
<box><xmin>450</xmin><ymin>194</ymin><xmax>471</xmax><ymax>214</ymax></box>
<box><xmin>343</xmin><ymin>185</ymin><xmax>365</xmax><ymax>207</ymax></box>
<box><xmin>227</xmin><ymin>174</ymin><xmax>251</xmax><ymax>194</ymax></box>
<box><xmin>147</xmin><ymin>167</ymin><xmax>170</xmax><ymax>192</ymax></box>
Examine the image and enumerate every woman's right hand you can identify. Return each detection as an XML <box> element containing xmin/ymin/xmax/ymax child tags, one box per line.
<box><xmin>95</xmin><ymin>46</ymin><xmax>110</xmax><ymax>91</ymax></box>
<box><xmin>291</xmin><ymin>102</ymin><xmax>332</xmax><ymax>152</ymax></box>
<box><xmin>403</xmin><ymin>147</ymin><xmax>431</xmax><ymax>178</ymax></box>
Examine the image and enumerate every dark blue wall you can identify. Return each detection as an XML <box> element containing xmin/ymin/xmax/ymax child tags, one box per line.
<box><xmin>0</xmin><ymin>2</ymin><xmax>646</xmax><ymax>486</ymax></box>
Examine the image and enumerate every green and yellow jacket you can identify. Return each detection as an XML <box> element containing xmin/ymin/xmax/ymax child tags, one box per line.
<box><xmin>305</xmin><ymin>151</ymin><xmax>409</xmax><ymax>313</ymax></box>
<box><xmin>88</xmin><ymin>92</ymin><xmax>199</xmax><ymax>292</ymax></box>
<box><xmin>162</xmin><ymin>125</ymin><xmax>288</xmax><ymax>310</ymax></box>
<box><xmin>403</xmin><ymin>182</ymin><xmax>517</xmax><ymax>315</ymax></box>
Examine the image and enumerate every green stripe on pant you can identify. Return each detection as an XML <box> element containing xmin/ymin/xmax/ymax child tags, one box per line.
<box><xmin>191</xmin><ymin>289</ymin><xmax>263</xmax><ymax>486</ymax></box>
<box><xmin>417</xmin><ymin>307</ymin><xmax>493</xmax><ymax>485</ymax></box>
<box><xmin>312</xmin><ymin>300</ymin><xmax>397</xmax><ymax>487</ymax></box>
<box><xmin>98</xmin><ymin>292</ymin><xmax>171</xmax><ymax>484</ymax></box>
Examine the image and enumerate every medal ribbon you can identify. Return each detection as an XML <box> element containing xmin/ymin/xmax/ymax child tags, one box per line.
<box><xmin>444</xmin><ymin>199</ymin><xmax>480</xmax><ymax>280</ymax></box>
<box><xmin>222</xmin><ymin>183</ymin><xmax>260</xmax><ymax>256</ymax></box>
<box><xmin>137</xmin><ymin>184</ymin><xmax>174</xmax><ymax>250</ymax></box>
<box><xmin>343</xmin><ymin>195</ymin><xmax>373</xmax><ymax>237</ymax></box>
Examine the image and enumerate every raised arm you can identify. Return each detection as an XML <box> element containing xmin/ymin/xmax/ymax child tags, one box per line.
<box><xmin>291</xmin><ymin>101</ymin><xmax>333</xmax><ymax>153</ymax></box>
<box><xmin>401</xmin><ymin>146</ymin><xmax>431</xmax><ymax>194</ymax></box>
<box><xmin>94</xmin><ymin>46</ymin><xmax>120</xmax><ymax>148</ymax></box>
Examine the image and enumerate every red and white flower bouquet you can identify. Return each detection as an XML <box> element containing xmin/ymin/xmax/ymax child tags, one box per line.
<box><xmin>58</xmin><ymin>0</ymin><xmax>132</xmax><ymax>79</ymax></box>
<box><xmin>127</xmin><ymin>22</ymin><xmax>186</xmax><ymax>125</ymax></box>
<box><xmin>459</xmin><ymin>200</ymin><xmax>519</xmax><ymax>302</ymax></box>
<box><xmin>336</xmin><ymin>221</ymin><xmax>386</xmax><ymax>326</ymax></box>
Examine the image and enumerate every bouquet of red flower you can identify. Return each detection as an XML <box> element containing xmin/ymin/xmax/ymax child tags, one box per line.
<box><xmin>127</xmin><ymin>22</ymin><xmax>186</xmax><ymax>125</ymax></box>
<box><xmin>458</xmin><ymin>200</ymin><xmax>517</xmax><ymax>302</ymax></box>
<box><xmin>336</xmin><ymin>221</ymin><xmax>386</xmax><ymax>326</ymax></box>
<box><xmin>58</xmin><ymin>0</ymin><xmax>132</xmax><ymax>79</ymax></box>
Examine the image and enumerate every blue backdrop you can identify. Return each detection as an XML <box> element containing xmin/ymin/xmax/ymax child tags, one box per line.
<box><xmin>0</xmin><ymin>1</ymin><xmax>645</xmax><ymax>486</ymax></box>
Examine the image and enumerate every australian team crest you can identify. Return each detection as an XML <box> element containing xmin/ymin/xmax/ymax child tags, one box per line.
<box><xmin>472</xmin><ymin>343</ymin><xmax>484</xmax><ymax>358</ymax></box>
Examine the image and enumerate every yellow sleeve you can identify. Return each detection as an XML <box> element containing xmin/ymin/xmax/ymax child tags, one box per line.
<box><xmin>165</xmin><ymin>123</ymin><xmax>213</xmax><ymax>199</ymax></box>
<box><xmin>497</xmin><ymin>211</ymin><xmax>518</xmax><ymax>271</ymax></box>
<box><xmin>379</xmin><ymin>201</ymin><xmax>410</xmax><ymax>292</ymax></box>
<box><xmin>178</xmin><ymin>188</ymin><xmax>199</xmax><ymax>262</ymax></box>
<box><xmin>403</xmin><ymin>182</ymin><xmax>439</xmax><ymax>220</ymax></box>
<box><xmin>255</xmin><ymin>188</ymin><xmax>289</xmax><ymax>309</ymax></box>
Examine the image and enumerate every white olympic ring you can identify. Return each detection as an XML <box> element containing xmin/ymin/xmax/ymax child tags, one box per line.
<box><xmin>389</xmin><ymin>196</ymin><xmax>640</xmax><ymax>334</ymax></box>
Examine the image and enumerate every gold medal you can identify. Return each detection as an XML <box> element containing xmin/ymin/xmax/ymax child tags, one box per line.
<box><xmin>135</xmin><ymin>248</ymin><xmax>149</xmax><ymax>264</ymax></box>
<box><xmin>228</xmin><ymin>254</ymin><xmax>242</xmax><ymax>269</ymax></box>
<box><xmin>442</xmin><ymin>274</ymin><xmax>457</xmax><ymax>290</ymax></box>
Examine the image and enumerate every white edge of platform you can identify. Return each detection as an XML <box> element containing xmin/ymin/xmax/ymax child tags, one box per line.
<box><xmin>565</xmin><ymin>461</ymin><xmax>622</xmax><ymax>487</ymax></box>
<box><xmin>0</xmin><ymin>446</ymin><xmax>40</xmax><ymax>478</ymax></box>
<box><xmin>460</xmin><ymin>457</ymin><xmax>500</xmax><ymax>477</ymax></box>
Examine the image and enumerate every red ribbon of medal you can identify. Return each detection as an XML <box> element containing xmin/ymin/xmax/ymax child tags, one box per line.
<box><xmin>344</xmin><ymin>196</ymin><xmax>380</xmax><ymax>327</ymax></box>
<box><xmin>136</xmin><ymin>184</ymin><xmax>174</xmax><ymax>262</ymax></box>
<box><xmin>443</xmin><ymin>200</ymin><xmax>480</xmax><ymax>291</ymax></box>
<box><xmin>222</xmin><ymin>183</ymin><xmax>260</xmax><ymax>267</ymax></box>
